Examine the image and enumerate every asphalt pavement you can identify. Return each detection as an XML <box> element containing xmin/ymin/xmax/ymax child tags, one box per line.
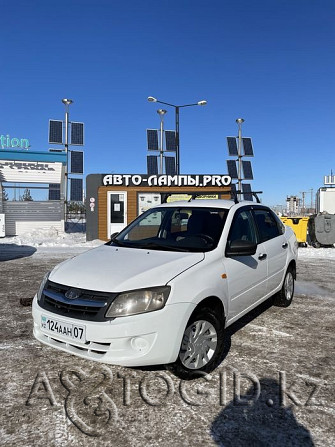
<box><xmin>0</xmin><ymin>246</ymin><xmax>334</xmax><ymax>446</ymax></box>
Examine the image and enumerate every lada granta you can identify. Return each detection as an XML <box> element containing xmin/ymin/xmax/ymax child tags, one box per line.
<box><xmin>32</xmin><ymin>199</ymin><xmax>298</xmax><ymax>379</ymax></box>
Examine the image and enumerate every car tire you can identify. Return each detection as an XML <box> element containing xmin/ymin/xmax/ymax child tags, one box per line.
<box><xmin>166</xmin><ymin>307</ymin><xmax>225</xmax><ymax>380</ymax></box>
<box><xmin>274</xmin><ymin>267</ymin><xmax>295</xmax><ymax>307</ymax></box>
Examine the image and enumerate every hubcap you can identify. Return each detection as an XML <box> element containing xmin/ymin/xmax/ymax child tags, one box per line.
<box><xmin>284</xmin><ymin>272</ymin><xmax>294</xmax><ymax>300</ymax></box>
<box><xmin>179</xmin><ymin>320</ymin><xmax>218</xmax><ymax>370</ymax></box>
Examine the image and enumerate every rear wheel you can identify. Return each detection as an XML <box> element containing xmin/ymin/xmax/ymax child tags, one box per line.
<box><xmin>167</xmin><ymin>307</ymin><xmax>225</xmax><ymax>379</ymax></box>
<box><xmin>274</xmin><ymin>267</ymin><xmax>295</xmax><ymax>307</ymax></box>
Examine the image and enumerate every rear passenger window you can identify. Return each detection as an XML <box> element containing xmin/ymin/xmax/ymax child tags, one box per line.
<box><xmin>254</xmin><ymin>209</ymin><xmax>280</xmax><ymax>242</ymax></box>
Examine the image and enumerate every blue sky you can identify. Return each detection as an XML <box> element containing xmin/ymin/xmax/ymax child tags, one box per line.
<box><xmin>1</xmin><ymin>0</ymin><xmax>334</xmax><ymax>207</ymax></box>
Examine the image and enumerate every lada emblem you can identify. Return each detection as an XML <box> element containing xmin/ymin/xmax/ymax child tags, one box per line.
<box><xmin>65</xmin><ymin>288</ymin><xmax>81</xmax><ymax>300</ymax></box>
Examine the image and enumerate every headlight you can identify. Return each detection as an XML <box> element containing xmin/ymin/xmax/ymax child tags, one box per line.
<box><xmin>105</xmin><ymin>286</ymin><xmax>170</xmax><ymax>318</ymax></box>
<box><xmin>37</xmin><ymin>271</ymin><xmax>50</xmax><ymax>302</ymax></box>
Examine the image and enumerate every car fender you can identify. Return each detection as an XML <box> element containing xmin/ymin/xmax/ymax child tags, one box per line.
<box><xmin>166</xmin><ymin>253</ymin><xmax>229</xmax><ymax>321</ymax></box>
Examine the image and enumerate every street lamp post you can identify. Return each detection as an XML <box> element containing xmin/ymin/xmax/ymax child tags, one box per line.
<box><xmin>147</xmin><ymin>96</ymin><xmax>207</xmax><ymax>175</ymax></box>
<box><xmin>236</xmin><ymin>118</ymin><xmax>244</xmax><ymax>201</ymax></box>
<box><xmin>157</xmin><ymin>109</ymin><xmax>167</xmax><ymax>174</ymax></box>
<box><xmin>62</xmin><ymin>98</ymin><xmax>73</xmax><ymax>223</ymax></box>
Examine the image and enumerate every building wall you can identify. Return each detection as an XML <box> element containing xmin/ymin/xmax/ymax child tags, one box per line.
<box><xmin>97</xmin><ymin>185</ymin><xmax>230</xmax><ymax>241</ymax></box>
<box><xmin>3</xmin><ymin>201</ymin><xmax>64</xmax><ymax>236</ymax></box>
<box><xmin>316</xmin><ymin>188</ymin><xmax>335</xmax><ymax>214</ymax></box>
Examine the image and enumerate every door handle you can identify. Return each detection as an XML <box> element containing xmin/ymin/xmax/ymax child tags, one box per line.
<box><xmin>282</xmin><ymin>243</ymin><xmax>288</xmax><ymax>249</ymax></box>
<box><xmin>258</xmin><ymin>253</ymin><xmax>267</xmax><ymax>260</ymax></box>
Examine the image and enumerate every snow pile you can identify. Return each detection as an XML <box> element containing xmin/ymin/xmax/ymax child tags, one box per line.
<box><xmin>0</xmin><ymin>227</ymin><xmax>103</xmax><ymax>248</ymax></box>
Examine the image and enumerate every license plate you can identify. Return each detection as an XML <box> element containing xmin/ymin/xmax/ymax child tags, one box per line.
<box><xmin>41</xmin><ymin>315</ymin><xmax>86</xmax><ymax>342</ymax></box>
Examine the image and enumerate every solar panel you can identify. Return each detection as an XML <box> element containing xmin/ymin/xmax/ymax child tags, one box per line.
<box><xmin>230</xmin><ymin>182</ymin><xmax>237</xmax><ymax>199</ymax></box>
<box><xmin>242</xmin><ymin>138</ymin><xmax>254</xmax><ymax>157</ymax></box>
<box><xmin>165</xmin><ymin>131</ymin><xmax>176</xmax><ymax>151</ymax></box>
<box><xmin>49</xmin><ymin>184</ymin><xmax>60</xmax><ymax>200</ymax></box>
<box><xmin>227</xmin><ymin>160</ymin><xmax>238</xmax><ymax>179</ymax></box>
<box><xmin>71</xmin><ymin>122</ymin><xmax>84</xmax><ymax>145</ymax></box>
<box><xmin>49</xmin><ymin>120</ymin><xmax>63</xmax><ymax>144</ymax></box>
<box><xmin>70</xmin><ymin>151</ymin><xmax>84</xmax><ymax>174</ymax></box>
<box><xmin>147</xmin><ymin>129</ymin><xmax>159</xmax><ymax>151</ymax></box>
<box><xmin>242</xmin><ymin>183</ymin><xmax>253</xmax><ymax>201</ymax></box>
<box><xmin>147</xmin><ymin>155</ymin><xmax>158</xmax><ymax>175</ymax></box>
<box><xmin>165</xmin><ymin>156</ymin><xmax>176</xmax><ymax>175</ymax></box>
<box><xmin>242</xmin><ymin>160</ymin><xmax>253</xmax><ymax>179</ymax></box>
<box><xmin>70</xmin><ymin>178</ymin><xmax>83</xmax><ymax>202</ymax></box>
<box><xmin>227</xmin><ymin>137</ymin><xmax>238</xmax><ymax>156</ymax></box>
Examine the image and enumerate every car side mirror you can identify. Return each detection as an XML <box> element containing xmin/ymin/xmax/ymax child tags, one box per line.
<box><xmin>110</xmin><ymin>232</ymin><xmax>119</xmax><ymax>240</ymax></box>
<box><xmin>226</xmin><ymin>239</ymin><xmax>257</xmax><ymax>257</ymax></box>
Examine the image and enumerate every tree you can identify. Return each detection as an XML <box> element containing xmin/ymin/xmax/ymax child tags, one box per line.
<box><xmin>21</xmin><ymin>188</ymin><xmax>33</xmax><ymax>201</ymax></box>
<box><xmin>68</xmin><ymin>201</ymin><xmax>85</xmax><ymax>213</ymax></box>
<box><xmin>2</xmin><ymin>188</ymin><xmax>9</xmax><ymax>201</ymax></box>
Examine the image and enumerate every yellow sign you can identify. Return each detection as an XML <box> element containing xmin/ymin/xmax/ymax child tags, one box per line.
<box><xmin>167</xmin><ymin>194</ymin><xmax>219</xmax><ymax>203</ymax></box>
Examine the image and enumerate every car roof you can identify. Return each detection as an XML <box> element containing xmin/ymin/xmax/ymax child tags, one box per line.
<box><xmin>153</xmin><ymin>199</ymin><xmax>258</xmax><ymax>210</ymax></box>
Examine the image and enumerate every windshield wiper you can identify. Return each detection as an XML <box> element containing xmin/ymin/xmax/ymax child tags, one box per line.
<box><xmin>109</xmin><ymin>237</ymin><xmax>126</xmax><ymax>247</ymax></box>
<box><xmin>140</xmin><ymin>242</ymin><xmax>189</xmax><ymax>252</ymax></box>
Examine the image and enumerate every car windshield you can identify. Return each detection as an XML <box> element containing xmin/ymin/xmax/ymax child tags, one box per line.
<box><xmin>108</xmin><ymin>206</ymin><xmax>228</xmax><ymax>252</ymax></box>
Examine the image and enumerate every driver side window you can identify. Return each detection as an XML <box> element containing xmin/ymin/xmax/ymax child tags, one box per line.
<box><xmin>228</xmin><ymin>210</ymin><xmax>257</xmax><ymax>244</ymax></box>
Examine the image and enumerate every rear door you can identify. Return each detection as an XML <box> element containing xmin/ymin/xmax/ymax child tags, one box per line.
<box><xmin>253</xmin><ymin>208</ymin><xmax>287</xmax><ymax>295</ymax></box>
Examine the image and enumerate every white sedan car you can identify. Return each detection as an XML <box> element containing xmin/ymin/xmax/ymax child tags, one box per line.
<box><xmin>32</xmin><ymin>199</ymin><xmax>297</xmax><ymax>379</ymax></box>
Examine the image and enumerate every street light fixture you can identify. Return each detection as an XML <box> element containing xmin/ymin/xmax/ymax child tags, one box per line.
<box><xmin>62</xmin><ymin>98</ymin><xmax>73</xmax><ymax>106</ymax></box>
<box><xmin>147</xmin><ymin>96</ymin><xmax>207</xmax><ymax>174</ymax></box>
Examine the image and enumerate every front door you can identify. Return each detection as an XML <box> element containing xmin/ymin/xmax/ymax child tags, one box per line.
<box><xmin>224</xmin><ymin>208</ymin><xmax>268</xmax><ymax>322</ymax></box>
<box><xmin>107</xmin><ymin>192</ymin><xmax>127</xmax><ymax>237</ymax></box>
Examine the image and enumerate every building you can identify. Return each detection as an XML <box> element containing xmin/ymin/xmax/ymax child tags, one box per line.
<box><xmin>316</xmin><ymin>188</ymin><xmax>335</xmax><ymax>214</ymax></box>
<box><xmin>0</xmin><ymin>148</ymin><xmax>66</xmax><ymax>236</ymax></box>
<box><xmin>316</xmin><ymin>174</ymin><xmax>335</xmax><ymax>214</ymax></box>
<box><xmin>86</xmin><ymin>174</ymin><xmax>232</xmax><ymax>241</ymax></box>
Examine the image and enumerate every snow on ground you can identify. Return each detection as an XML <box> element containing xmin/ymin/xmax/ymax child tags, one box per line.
<box><xmin>0</xmin><ymin>228</ymin><xmax>103</xmax><ymax>248</ymax></box>
<box><xmin>298</xmin><ymin>246</ymin><xmax>335</xmax><ymax>259</ymax></box>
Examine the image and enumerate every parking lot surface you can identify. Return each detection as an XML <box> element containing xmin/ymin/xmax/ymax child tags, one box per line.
<box><xmin>0</xmin><ymin>245</ymin><xmax>334</xmax><ymax>446</ymax></box>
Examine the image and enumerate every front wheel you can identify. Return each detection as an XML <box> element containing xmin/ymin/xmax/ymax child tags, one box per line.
<box><xmin>167</xmin><ymin>307</ymin><xmax>225</xmax><ymax>379</ymax></box>
<box><xmin>274</xmin><ymin>267</ymin><xmax>295</xmax><ymax>307</ymax></box>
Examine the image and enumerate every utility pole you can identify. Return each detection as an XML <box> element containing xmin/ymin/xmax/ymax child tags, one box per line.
<box><xmin>62</xmin><ymin>99</ymin><xmax>73</xmax><ymax>223</ymax></box>
<box><xmin>236</xmin><ymin>118</ymin><xmax>244</xmax><ymax>201</ymax></box>
<box><xmin>157</xmin><ymin>109</ymin><xmax>167</xmax><ymax>174</ymax></box>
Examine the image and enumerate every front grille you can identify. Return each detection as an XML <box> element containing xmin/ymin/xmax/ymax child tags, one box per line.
<box><xmin>38</xmin><ymin>280</ymin><xmax>117</xmax><ymax>321</ymax></box>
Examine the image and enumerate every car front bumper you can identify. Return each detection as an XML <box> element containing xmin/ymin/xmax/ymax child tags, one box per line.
<box><xmin>32</xmin><ymin>296</ymin><xmax>194</xmax><ymax>367</ymax></box>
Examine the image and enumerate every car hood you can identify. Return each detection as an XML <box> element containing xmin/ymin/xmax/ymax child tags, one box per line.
<box><xmin>49</xmin><ymin>245</ymin><xmax>205</xmax><ymax>292</ymax></box>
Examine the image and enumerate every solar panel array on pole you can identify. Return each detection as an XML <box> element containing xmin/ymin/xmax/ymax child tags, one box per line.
<box><xmin>70</xmin><ymin>151</ymin><xmax>84</xmax><ymax>174</ymax></box>
<box><xmin>227</xmin><ymin>160</ymin><xmax>238</xmax><ymax>179</ymax></box>
<box><xmin>49</xmin><ymin>120</ymin><xmax>63</xmax><ymax>144</ymax></box>
<box><xmin>49</xmin><ymin>184</ymin><xmax>60</xmax><ymax>200</ymax></box>
<box><xmin>230</xmin><ymin>182</ymin><xmax>237</xmax><ymax>199</ymax></box>
<box><xmin>71</xmin><ymin>122</ymin><xmax>84</xmax><ymax>145</ymax></box>
<box><xmin>242</xmin><ymin>160</ymin><xmax>254</xmax><ymax>180</ymax></box>
<box><xmin>70</xmin><ymin>178</ymin><xmax>83</xmax><ymax>201</ymax></box>
<box><xmin>242</xmin><ymin>183</ymin><xmax>253</xmax><ymax>201</ymax></box>
<box><xmin>165</xmin><ymin>156</ymin><xmax>176</xmax><ymax>175</ymax></box>
<box><xmin>242</xmin><ymin>138</ymin><xmax>254</xmax><ymax>156</ymax></box>
<box><xmin>226</xmin><ymin>137</ymin><xmax>238</xmax><ymax>156</ymax></box>
<box><xmin>147</xmin><ymin>155</ymin><xmax>158</xmax><ymax>175</ymax></box>
<box><xmin>165</xmin><ymin>131</ymin><xmax>176</xmax><ymax>151</ymax></box>
<box><xmin>147</xmin><ymin>129</ymin><xmax>159</xmax><ymax>151</ymax></box>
